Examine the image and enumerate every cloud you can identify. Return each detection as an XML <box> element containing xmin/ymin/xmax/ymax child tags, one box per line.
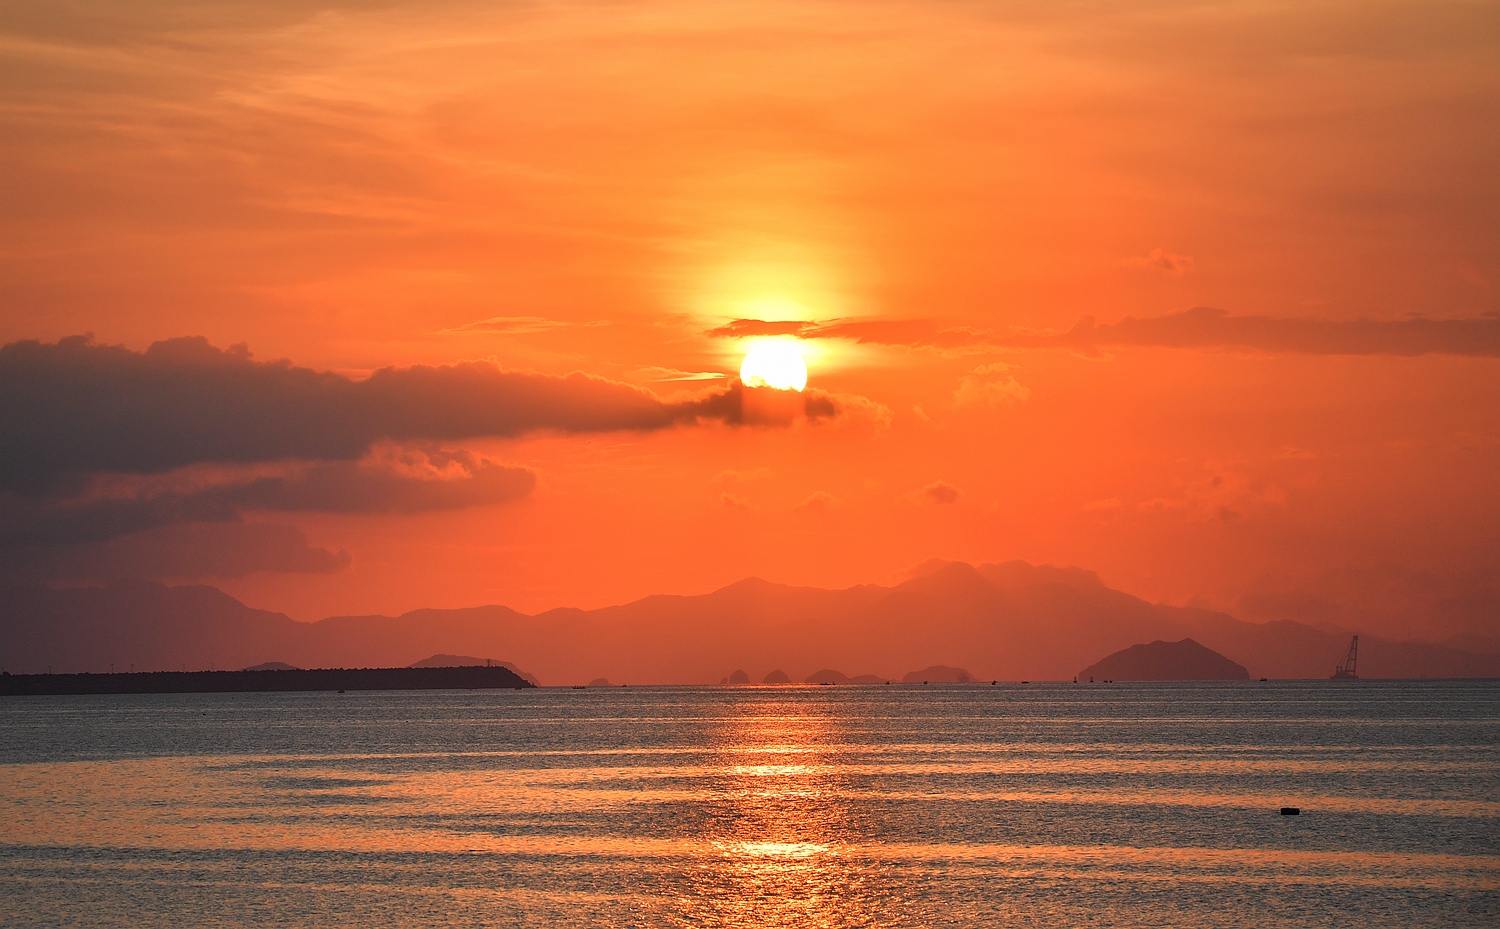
<box><xmin>0</xmin><ymin>335</ymin><xmax>838</xmax><ymax>492</ymax></box>
<box><xmin>688</xmin><ymin>379</ymin><xmax>846</xmax><ymax>426</ymax></box>
<box><xmin>0</xmin><ymin>449</ymin><xmax>535</xmax><ymax>547</ymax></box>
<box><xmin>713</xmin><ymin>468</ymin><xmax>769</xmax><ymax>483</ymax></box>
<box><xmin>954</xmin><ymin>362</ymin><xmax>1029</xmax><ymax>406</ymax></box>
<box><xmin>222</xmin><ymin>450</ymin><xmax>534</xmax><ymax>515</ymax></box>
<box><xmin>1137</xmin><ymin>468</ymin><xmax>1286</xmax><ymax>523</ymax></box>
<box><xmin>633</xmin><ymin>366</ymin><xmax>727</xmax><ymax>382</ymax></box>
<box><xmin>707</xmin><ymin>318</ymin><xmax>989</xmax><ymax>349</ymax></box>
<box><xmin>705</xmin><ymin>319</ymin><xmax>816</xmax><ymax>339</ymax></box>
<box><xmin>439</xmin><ymin>316</ymin><xmax>584</xmax><ymax>334</ymax></box>
<box><xmin>0</xmin><ymin>521</ymin><xmax>349</xmax><ymax>583</ymax></box>
<box><xmin>1002</xmin><ymin>307</ymin><xmax>1500</xmax><ymax>357</ymax></box>
<box><xmin>1121</xmin><ymin>247</ymin><xmax>1195</xmax><ymax>275</ymax></box>
<box><xmin>922</xmin><ymin>480</ymin><xmax>961</xmax><ymax>504</ymax></box>
<box><xmin>706</xmin><ymin>308</ymin><xmax>1500</xmax><ymax>357</ymax></box>
<box><xmin>794</xmin><ymin>491</ymin><xmax>839</xmax><ymax>511</ymax></box>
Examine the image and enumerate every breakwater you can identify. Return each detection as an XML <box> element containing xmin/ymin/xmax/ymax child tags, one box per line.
<box><xmin>0</xmin><ymin>665</ymin><xmax>534</xmax><ymax>695</ymax></box>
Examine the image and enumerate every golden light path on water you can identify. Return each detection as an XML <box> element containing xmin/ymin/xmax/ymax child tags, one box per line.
<box><xmin>1</xmin><ymin>683</ymin><xmax>1497</xmax><ymax>927</ymax></box>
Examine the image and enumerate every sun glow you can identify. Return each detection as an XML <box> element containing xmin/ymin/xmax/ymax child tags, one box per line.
<box><xmin>739</xmin><ymin>340</ymin><xmax>808</xmax><ymax>391</ymax></box>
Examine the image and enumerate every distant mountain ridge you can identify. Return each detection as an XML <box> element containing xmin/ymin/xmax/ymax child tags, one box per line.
<box><xmin>2</xmin><ymin>560</ymin><xmax>1496</xmax><ymax>684</ymax></box>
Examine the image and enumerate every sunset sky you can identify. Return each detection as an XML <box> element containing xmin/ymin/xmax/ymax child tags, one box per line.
<box><xmin>2</xmin><ymin>0</ymin><xmax>1497</xmax><ymax>642</ymax></box>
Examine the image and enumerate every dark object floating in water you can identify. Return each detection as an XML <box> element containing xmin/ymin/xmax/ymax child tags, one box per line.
<box><xmin>0</xmin><ymin>666</ymin><xmax>535</xmax><ymax>696</ymax></box>
<box><xmin>571</xmin><ymin>685</ymin><xmax>586</xmax><ymax>689</ymax></box>
<box><xmin>1281</xmin><ymin>807</ymin><xmax>1301</xmax><ymax>815</ymax></box>
<box><xmin>1331</xmin><ymin>635</ymin><xmax>1359</xmax><ymax>680</ymax></box>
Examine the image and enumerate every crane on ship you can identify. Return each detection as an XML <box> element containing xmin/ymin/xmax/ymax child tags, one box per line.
<box><xmin>1331</xmin><ymin>635</ymin><xmax>1359</xmax><ymax>680</ymax></box>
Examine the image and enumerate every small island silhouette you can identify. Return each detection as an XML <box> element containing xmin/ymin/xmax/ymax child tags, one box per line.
<box><xmin>1078</xmin><ymin>638</ymin><xmax>1250</xmax><ymax>681</ymax></box>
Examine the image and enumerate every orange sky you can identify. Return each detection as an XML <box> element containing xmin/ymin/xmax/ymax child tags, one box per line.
<box><xmin>2</xmin><ymin>0</ymin><xmax>1497</xmax><ymax>641</ymax></box>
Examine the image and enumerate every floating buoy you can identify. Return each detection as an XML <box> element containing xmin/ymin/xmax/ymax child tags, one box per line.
<box><xmin>1280</xmin><ymin>807</ymin><xmax>1300</xmax><ymax>815</ymax></box>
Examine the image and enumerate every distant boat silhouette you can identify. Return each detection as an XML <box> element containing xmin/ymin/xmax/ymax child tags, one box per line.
<box><xmin>1331</xmin><ymin>635</ymin><xmax>1359</xmax><ymax>680</ymax></box>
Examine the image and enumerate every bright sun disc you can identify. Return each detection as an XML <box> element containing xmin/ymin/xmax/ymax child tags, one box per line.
<box><xmin>740</xmin><ymin>341</ymin><xmax>807</xmax><ymax>391</ymax></box>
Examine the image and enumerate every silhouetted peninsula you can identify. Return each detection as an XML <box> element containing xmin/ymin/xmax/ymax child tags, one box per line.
<box><xmin>0</xmin><ymin>665</ymin><xmax>534</xmax><ymax>696</ymax></box>
<box><xmin>1078</xmin><ymin>638</ymin><xmax>1249</xmax><ymax>681</ymax></box>
<box><xmin>409</xmin><ymin>654</ymin><xmax>540</xmax><ymax>685</ymax></box>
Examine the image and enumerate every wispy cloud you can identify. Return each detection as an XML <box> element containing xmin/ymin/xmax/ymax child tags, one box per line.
<box><xmin>1121</xmin><ymin>247</ymin><xmax>1195</xmax><ymax>275</ymax></box>
<box><xmin>955</xmin><ymin>362</ymin><xmax>1028</xmax><ymax>406</ymax></box>
<box><xmin>1005</xmin><ymin>307</ymin><xmax>1500</xmax><ymax>357</ymax></box>
<box><xmin>633</xmin><ymin>366</ymin><xmax>727</xmax><ymax>382</ymax></box>
<box><xmin>709</xmin><ymin>308</ymin><xmax>1500</xmax><ymax>357</ymax></box>
<box><xmin>921</xmin><ymin>480</ymin><xmax>961</xmax><ymax>504</ymax></box>
<box><xmin>440</xmin><ymin>316</ymin><xmax>602</xmax><ymax>335</ymax></box>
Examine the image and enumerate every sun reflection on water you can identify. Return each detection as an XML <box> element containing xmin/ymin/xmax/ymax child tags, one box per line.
<box><xmin>685</xmin><ymin>699</ymin><xmax>875</xmax><ymax>927</ymax></box>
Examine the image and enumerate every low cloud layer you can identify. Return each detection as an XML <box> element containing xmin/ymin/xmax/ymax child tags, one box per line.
<box><xmin>0</xmin><ymin>335</ymin><xmax>843</xmax><ymax>493</ymax></box>
<box><xmin>710</xmin><ymin>308</ymin><xmax>1500</xmax><ymax>357</ymax></box>
<box><xmin>1012</xmin><ymin>307</ymin><xmax>1500</xmax><ymax>357</ymax></box>
<box><xmin>0</xmin><ymin>521</ymin><xmax>349</xmax><ymax>583</ymax></box>
<box><xmin>0</xmin><ymin>451</ymin><xmax>535</xmax><ymax>547</ymax></box>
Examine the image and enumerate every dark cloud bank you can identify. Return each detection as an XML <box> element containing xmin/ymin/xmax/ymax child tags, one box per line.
<box><xmin>0</xmin><ymin>335</ymin><xmax>841</xmax><ymax>580</ymax></box>
<box><xmin>0</xmin><ymin>335</ymin><xmax>835</xmax><ymax>492</ymax></box>
<box><xmin>711</xmin><ymin>307</ymin><xmax>1500</xmax><ymax>356</ymax></box>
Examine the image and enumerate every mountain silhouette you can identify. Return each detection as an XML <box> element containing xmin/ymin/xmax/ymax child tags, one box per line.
<box><xmin>3</xmin><ymin>560</ymin><xmax>1496</xmax><ymax>683</ymax></box>
<box><xmin>1078</xmin><ymin>638</ymin><xmax>1250</xmax><ymax>681</ymax></box>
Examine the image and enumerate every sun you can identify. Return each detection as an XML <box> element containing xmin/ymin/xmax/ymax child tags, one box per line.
<box><xmin>739</xmin><ymin>340</ymin><xmax>808</xmax><ymax>391</ymax></box>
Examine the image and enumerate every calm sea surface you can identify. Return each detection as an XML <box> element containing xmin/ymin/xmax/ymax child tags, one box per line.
<box><xmin>0</xmin><ymin>682</ymin><xmax>1496</xmax><ymax>927</ymax></box>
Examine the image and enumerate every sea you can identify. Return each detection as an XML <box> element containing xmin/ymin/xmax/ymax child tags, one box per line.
<box><xmin>0</xmin><ymin>681</ymin><xmax>1495</xmax><ymax>927</ymax></box>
